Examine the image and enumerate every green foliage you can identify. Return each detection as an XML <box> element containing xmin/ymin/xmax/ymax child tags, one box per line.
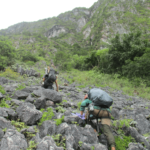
<box><xmin>16</xmin><ymin>83</ymin><xmax>26</xmax><ymax>90</ymax></box>
<box><xmin>55</xmin><ymin>106</ymin><xmax>66</xmax><ymax>113</ymax></box>
<box><xmin>54</xmin><ymin>116</ymin><xmax>64</xmax><ymax>126</ymax></box>
<box><xmin>27</xmin><ymin>141</ymin><xmax>37</xmax><ymax>150</ymax></box>
<box><xmin>115</xmin><ymin>135</ymin><xmax>134</xmax><ymax>150</ymax></box>
<box><xmin>11</xmin><ymin>119</ymin><xmax>28</xmax><ymax>132</ymax></box>
<box><xmin>0</xmin><ymin>36</ymin><xmax>16</xmax><ymax>70</ymax></box>
<box><xmin>22</xmin><ymin>51</ymin><xmax>39</xmax><ymax>62</ymax></box>
<box><xmin>0</xmin><ymin>99</ymin><xmax>10</xmax><ymax>108</ymax></box>
<box><xmin>77</xmin><ymin>102</ymin><xmax>82</xmax><ymax>110</ymax></box>
<box><xmin>108</xmin><ymin>31</ymin><xmax>149</xmax><ymax>74</ymax></box>
<box><xmin>113</xmin><ymin>119</ymin><xmax>133</xmax><ymax>129</ymax></box>
<box><xmin>0</xmin><ymin>85</ymin><xmax>6</xmax><ymax>94</ymax></box>
<box><xmin>38</xmin><ymin>108</ymin><xmax>54</xmax><ymax>126</ymax></box>
<box><xmin>2</xmin><ymin>128</ymin><xmax>7</xmax><ymax>132</ymax></box>
<box><xmin>91</xmin><ymin>146</ymin><xmax>95</xmax><ymax>150</ymax></box>
<box><xmin>52</xmin><ymin>134</ymin><xmax>66</xmax><ymax>149</ymax></box>
<box><xmin>78</xmin><ymin>141</ymin><xmax>83</xmax><ymax>147</ymax></box>
<box><xmin>0</xmin><ymin>67</ymin><xmax>23</xmax><ymax>80</ymax></box>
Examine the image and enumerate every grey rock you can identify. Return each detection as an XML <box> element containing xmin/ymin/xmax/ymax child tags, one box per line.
<box><xmin>25</xmin><ymin>94</ymin><xmax>35</xmax><ymax>103</ymax></box>
<box><xmin>0</xmin><ymin>116</ymin><xmax>15</xmax><ymax>130</ymax></box>
<box><xmin>34</xmin><ymin>96</ymin><xmax>46</xmax><ymax>109</ymax></box>
<box><xmin>64</xmin><ymin>116</ymin><xmax>80</xmax><ymax>124</ymax></box>
<box><xmin>33</xmin><ymin>88</ymin><xmax>62</xmax><ymax>103</ymax></box>
<box><xmin>39</xmin><ymin>120</ymin><xmax>56</xmax><ymax>138</ymax></box>
<box><xmin>0</xmin><ymin>92</ymin><xmax>4</xmax><ymax>100</ymax></box>
<box><xmin>80</xmin><ymin>143</ymin><xmax>107</xmax><ymax>150</ymax></box>
<box><xmin>123</xmin><ymin>126</ymin><xmax>150</xmax><ymax>149</ymax></box>
<box><xmin>12</xmin><ymin>90</ymin><xmax>29</xmax><ymax>99</ymax></box>
<box><xmin>127</xmin><ymin>143</ymin><xmax>147</xmax><ymax>150</ymax></box>
<box><xmin>0</xmin><ymin>107</ymin><xmax>17</xmax><ymax>120</ymax></box>
<box><xmin>16</xmin><ymin>102</ymin><xmax>42</xmax><ymax>125</ymax></box>
<box><xmin>135</xmin><ymin>114</ymin><xmax>150</xmax><ymax>134</ymax></box>
<box><xmin>0</xmin><ymin>129</ymin><xmax>27</xmax><ymax>150</ymax></box>
<box><xmin>0</xmin><ymin>128</ymin><xmax>4</xmax><ymax>139</ymax></box>
<box><xmin>46</xmin><ymin>100</ymin><xmax>54</xmax><ymax>107</ymax></box>
<box><xmin>36</xmin><ymin>136</ymin><xmax>64</xmax><ymax>150</ymax></box>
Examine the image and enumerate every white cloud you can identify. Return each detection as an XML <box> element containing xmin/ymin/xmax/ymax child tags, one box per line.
<box><xmin>0</xmin><ymin>0</ymin><xmax>98</xmax><ymax>30</ymax></box>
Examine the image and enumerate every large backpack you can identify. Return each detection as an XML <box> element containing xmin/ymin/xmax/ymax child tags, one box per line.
<box><xmin>43</xmin><ymin>68</ymin><xmax>56</xmax><ymax>88</ymax></box>
<box><xmin>88</xmin><ymin>88</ymin><xmax>113</xmax><ymax>108</ymax></box>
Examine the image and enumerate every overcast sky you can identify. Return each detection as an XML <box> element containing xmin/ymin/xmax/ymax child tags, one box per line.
<box><xmin>0</xmin><ymin>0</ymin><xmax>98</xmax><ymax>30</ymax></box>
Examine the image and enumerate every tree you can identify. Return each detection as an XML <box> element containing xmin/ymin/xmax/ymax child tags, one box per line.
<box><xmin>108</xmin><ymin>31</ymin><xmax>148</xmax><ymax>74</ymax></box>
<box><xmin>0</xmin><ymin>36</ymin><xmax>16</xmax><ymax>70</ymax></box>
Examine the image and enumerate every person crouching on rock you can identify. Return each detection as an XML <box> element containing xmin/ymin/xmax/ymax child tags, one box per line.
<box><xmin>79</xmin><ymin>93</ymin><xmax>115</xmax><ymax>150</ymax></box>
<box><xmin>43</xmin><ymin>67</ymin><xmax>59</xmax><ymax>92</ymax></box>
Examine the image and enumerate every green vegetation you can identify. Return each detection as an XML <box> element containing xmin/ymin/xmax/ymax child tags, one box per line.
<box><xmin>27</xmin><ymin>141</ymin><xmax>37</xmax><ymax>150</ymax></box>
<box><xmin>52</xmin><ymin>134</ymin><xmax>66</xmax><ymax>149</ymax></box>
<box><xmin>0</xmin><ymin>36</ymin><xmax>16</xmax><ymax>70</ymax></box>
<box><xmin>60</xmin><ymin>69</ymin><xmax>150</xmax><ymax>100</ymax></box>
<box><xmin>54</xmin><ymin>116</ymin><xmax>64</xmax><ymax>126</ymax></box>
<box><xmin>11</xmin><ymin>119</ymin><xmax>28</xmax><ymax>132</ymax></box>
<box><xmin>112</xmin><ymin>119</ymin><xmax>133</xmax><ymax>128</ymax></box>
<box><xmin>16</xmin><ymin>83</ymin><xmax>26</xmax><ymax>90</ymax></box>
<box><xmin>38</xmin><ymin>108</ymin><xmax>54</xmax><ymax>126</ymax></box>
<box><xmin>0</xmin><ymin>67</ymin><xmax>24</xmax><ymax>80</ymax></box>
<box><xmin>77</xmin><ymin>102</ymin><xmax>82</xmax><ymax>110</ymax></box>
<box><xmin>55</xmin><ymin>106</ymin><xmax>66</xmax><ymax>113</ymax></box>
<box><xmin>78</xmin><ymin>141</ymin><xmax>83</xmax><ymax>147</ymax></box>
<box><xmin>0</xmin><ymin>85</ymin><xmax>6</xmax><ymax>94</ymax></box>
<box><xmin>115</xmin><ymin>135</ymin><xmax>134</xmax><ymax>150</ymax></box>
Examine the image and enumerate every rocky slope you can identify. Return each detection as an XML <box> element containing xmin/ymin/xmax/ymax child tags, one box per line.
<box><xmin>0</xmin><ymin>74</ymin><xmax>150</xmax><ymax>150</ymax></box>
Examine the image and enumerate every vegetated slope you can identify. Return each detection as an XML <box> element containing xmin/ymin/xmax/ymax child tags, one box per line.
<box><xmin>0</xmin><ymin>0</ymin><xmax>150</xmax><ymax>62</ymax></box>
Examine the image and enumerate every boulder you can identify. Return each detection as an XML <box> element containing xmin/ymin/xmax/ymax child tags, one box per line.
<box><xmin>33</xmin><ymin>88</ymin><xmax>62</xmax><ymax>103</ymax></box>
<box><xmin>36</xmin><ymin>136</ymin><xmax>64</xmax><ymax>150</ymax></box>
<box><xmin>12</xmin><ymin>90</ymin><xmax>29</xmax><ymax>99</ymax></box>
<box><xmin>0</xmin><ymin>129</ymin><xmax>27</xmax><ymax>150</ymax></box>
<box><xmin>39</xmin><ymin>120</ymin><xmax>56</xmax><ymax>138</ymax></box>
<box><xmin>0</xmin><ymin>92</ymin><xmax>4</xmax><ymax>100</ymax></box>
<box><xmin>0</xmin><ymin>116</ymin><xmax>15</xmax><ymax>130</ymax></box>
<box><xmin>80</xmin><ymin>143</ymin><xmax>107</xmax><ymax>150</ymax></box>
<box><xmin>127</xmin><ymin>143</ymin><xmax>147</xmax><ymax>150</ymax></box>
<box><xmin>16</xmin><ymin>102</ymin><xmax>42</xmax><ymax>125</ymax></box>
<box><xmin>46</xmin><ymin>100</ymin><xmax>54</xmax><ymax>107</ymax></box>
<box><xmin>34</xmin><ymin>96</ymin><xmax>46</xmax><ymax>109</ymax></box>
<box><xmin>0</xmin><ymin>107</ymin><xmax>17</xmax><ymax>120</ymax></box>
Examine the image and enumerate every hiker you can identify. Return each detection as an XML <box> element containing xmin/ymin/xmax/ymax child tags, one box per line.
<box><xmin>43</xmin><ymin>67</ymin><xmax>59</xmax><ymax>92</ymax></box>
<box><xmin>80</xmin><ymin>88</ymin><xmax>115</xmax><ymax>150</ymax></box>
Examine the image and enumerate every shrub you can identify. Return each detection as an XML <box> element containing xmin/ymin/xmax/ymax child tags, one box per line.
<box><xmin>0</xmin><ymin>85</ymin><xmax>6</xmax><ymax>94</ymax></box>
<box><xmin>0</xmin><ymin>67</ymin><xmax>23</xmax><ymax>80</ymax></box>
<box><xmin>16</xmin><ymin>83</ymin><xmax>26</xmax><ymax>90</ymax></box>
<box><xmin>115</xmin><ymin>135</ymin><xmax>134</xmax><ymax>150</ymax></box>
<box><xmin>77</xmin><ymin>102</ymin><xmax>82</xmax><ymax>110</ymax></box>
<box><xmin>54</xmin><ymin>116</ymin><xmax>64</xmax><ymax>126</ymax></box>
<box><xmin>38</xmin><ymin>108</ymin><xmax>54</xmax><ymax>126</ymax></box>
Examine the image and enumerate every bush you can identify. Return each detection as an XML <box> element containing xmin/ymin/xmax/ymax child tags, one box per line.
<box><xmin>26</xmin><ymin>61</ymin><xmax>35</xmax><ymax>66</ymax></box>
<box><xmin>0</xmin><ymin>85</ymin><xmax>6</xmax><ymax>94</ymax></box>
<box><xmin>0</xmin><ymin>36</ymin><xmax>16</xmax><ymax>70</ymax></box>
<box><xmin>38</xmin><ymin>108</ymin><xmax>54</xmax><ymax>126</ymax></box>
<box><xmin>0</xmin><ymin>67</ymin><xmax>23</xmax><ymax>80</ymax></box>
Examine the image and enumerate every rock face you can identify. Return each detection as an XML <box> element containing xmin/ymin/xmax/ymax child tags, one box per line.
<box><xmin>45</xmin><ymin>25</ymin><xmax>68</xmax><ymax>38</ymax></box>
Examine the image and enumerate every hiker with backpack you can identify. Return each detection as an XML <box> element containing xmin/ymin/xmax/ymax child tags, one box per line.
<box><xmin>43</xmin><ymin>67</ymin><xmax>59</xmax><ymax>92</ymax></box>
<box><xmin>80</xmin><ymin>88</ymin><xmax>115</xmax><ymax>150</ymax></box>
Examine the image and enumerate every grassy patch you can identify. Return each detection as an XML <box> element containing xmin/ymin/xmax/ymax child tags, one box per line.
<box><xmin>60</xmin><ymin>69</ymin><xmax>150</xmax><ymax>100</ymax></box>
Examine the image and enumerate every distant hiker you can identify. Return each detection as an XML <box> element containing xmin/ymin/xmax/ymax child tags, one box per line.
<box><xmin>80</xmin><ymin>88</ymin><xmax>115</xmax><ymax>150</ymax></box>
<box><xmin>43</xmin><ymin>67</ymin><xmax>59</xmax><ymax>92</ymax></box>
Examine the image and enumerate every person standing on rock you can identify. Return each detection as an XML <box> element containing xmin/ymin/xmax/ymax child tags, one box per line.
<box><xmin>79</xmin><ymin>88</ymin><xmax>115</xmax><ymax>150</ymax></box>
<box><xmin>43</xmin><ymin>67</ymin><xmax>59</xmax><ymax>92</ymax></box>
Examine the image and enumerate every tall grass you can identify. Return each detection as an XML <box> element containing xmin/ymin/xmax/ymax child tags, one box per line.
<box><xmin>59</xmin><ymin>69</ymin><xmax>150</xmax><ymax>100</ymax></box>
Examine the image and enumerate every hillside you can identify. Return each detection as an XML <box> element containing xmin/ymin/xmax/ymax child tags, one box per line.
<box><xmin>0</xmin><ymin>0</ymin><xmax>150</xmax><ymax>53</ymax></box>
